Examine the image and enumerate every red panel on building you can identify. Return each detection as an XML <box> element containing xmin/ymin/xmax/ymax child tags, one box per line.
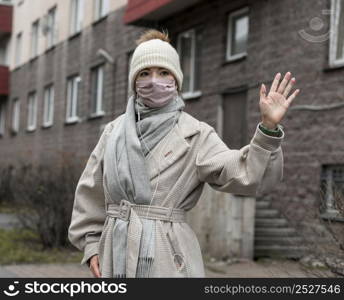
<box><xmin>0</xmin><ymin>65</ymin><xmax>9</xmax><ymax>96</ymax></box>
<box><xmin>0</xmin><ymin>4</ymin><xmax>13</xmax><ymax>36</ymax></box>
<box><xmin>124</xmin><ymin>0</ymin><xmax>174</xmax><ymax>24</ymax></box>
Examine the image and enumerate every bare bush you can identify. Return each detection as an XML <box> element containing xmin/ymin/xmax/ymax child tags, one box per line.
<box><xmin>9</xmin><ymin>160</ymin><xmax>79</xmax><ymax>249</ymax></box>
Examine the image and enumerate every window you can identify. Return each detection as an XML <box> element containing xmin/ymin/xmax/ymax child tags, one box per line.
<box><xmin>70</xmin><ymin>0</ymin><xmax>83</xmax><ymax>35</ymax></box>
<box><xmin>94</xmin><ymin>0</ymin><xmax>109</xmax><ymax>21</ymax></box>
<box><xmin>43</xmin><ymin>85</ymin><xmax>54</xmax><ymax>127</ymax></box>
<box><xmin>46</xmin><ymin>6</ymin><xmax>57</xmax><ymax>48</ymax></box>
<box><xmin>226</xmin><ymin>7</ymin><xmax>249</xmax><ymax>61</ymax></box>
<box><xmin>66</xmin><ymin>75</ymin><xmax>81</xmax><ymax>123</ymax></box>
<box><xmin>90</xmin><ymin>65</ymin><xmax>105</xmax><ymax>117</ymax></box>
<box><xmin>127</xmin><ymin>50</ymin><xmax>134</xmax><ymax>97</ymax></box>
<box><xmin>0</xmin><ymin>101</ymin><xmax>6</xmax><ymax>136</ymax></box>
<box><xmin>329</xmin><ymin>0</ymin><xmax>344</xmax><ymax>67</ymax></box>
<box><xmin>27</xmin><ymin>92</ymin><xmax>37</xmax><ymax>131</ymax></box>
<box><xmin>12</xmin><ymin>98</ymin><xmax>20</xmax><ymax>133</ymax></box>
<box><xmin>320</xmin><ymin>165</ymin><xmax>344</xmax><ymax>220</ymax></box>
<box><xmin>222</xmin><ymin>89</ymin><xmax>248</xmax><ymax>149</ymax></box>
<box><xmin>15</xmin><ymin>32</ymin><xmax>22</xmax><ymax>66</ymax></box>
<box><xmin>177</xmin><ymin>27</ymin><xmax>203</xmax><ymax>99</ymax></box>
<box><xmin>31</xmin><ymin>19</ymin><xmax>39</xmax><ymax>58</ymax></box>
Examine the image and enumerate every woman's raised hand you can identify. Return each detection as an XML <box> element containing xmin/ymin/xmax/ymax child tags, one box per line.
<box><xmin>259</xmin><ymin>72</ymin><xmax>300</xmax><ymax>129</ymax></box>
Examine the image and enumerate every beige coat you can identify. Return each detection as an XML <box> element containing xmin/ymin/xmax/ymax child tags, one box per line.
<box><xmin>68</xmin><ymin>111</ymin><xmax>284</xmax><ymax>277</ymax></box>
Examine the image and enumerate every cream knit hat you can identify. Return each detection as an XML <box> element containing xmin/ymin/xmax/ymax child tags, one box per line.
<box><xmin>128</xmin><ymin>38</ymin><xmax>183</xmax><ymax>96</ymax></box>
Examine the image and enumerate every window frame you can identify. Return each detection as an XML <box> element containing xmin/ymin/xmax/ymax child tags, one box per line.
<box><xmin>47</xmin><ymin>6</ymin><xmax>57</xmax><ymax>49</ymax></box>
<box><xmin>90</xmin><ymin>64</ymin><xmax>105</xmax><ymax>118</ymax></box>
<box><xmin>30</xmin><ymin>19</ymin><xmax>40</xmax><ymax>59</ymax></box>
<box><xmin>65</xmin><ymin>75</ymin><xmax>81</xmax><ymax>123</ymax></box>
<box><xmin>0</xmin><ymin>101</ymin><xmax>6</xmax><ymax>136</ymax></box>
<box><xmin>69</xmin><ymin>0</ymin><xmax>83</xmax><ymax>36</ymax></box>
<box><xmin>94</xmin><ymin>0</ymin><xmax>109</xmax><ymax>21</ymax></box>
<box><xmin>226</xmin><ymin>6</ymin><xmax>249</xmax><ymax>62</ymax></box>
<box><xmin>43</xmin><ymin>84</ymin><xmax>54</xmax><ymax>127</ymax></box>
<box><xmin>329</xmin><ymin>0</ymin><xmax>344</xmax><ymax>67</ymax></box>
<box><xmin>177</xmin><ymin>27</ymin><xmax>202</xmax><ymax>100</ymax></box>
<box><xmin>11</xmin><ymin>98</ymin><xmax>20</xmax><ymax>134</ymax></box>
<box><xmin>27</xmin><ymin>92</ymin><xmax>37</xmax><ymax>132</ymax></box>
<box><xmin>15</xmin><ymin>32</ymin><xmax>22</xmax><ymax>67</ymax></box>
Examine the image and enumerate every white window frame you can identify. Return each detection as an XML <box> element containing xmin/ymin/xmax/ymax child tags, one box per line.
<box><xmin>177</xmin><ymin>28</ymin><xmax>202</xmax><ymax>100</ymax></box>
<box><xmin>329</xmin><ymin>0</ymin><xmax>344</xmax><ymax>67</ymax></box>
<box><xmin>27</xmin><ymin>92</ymin><xmax>37</xmax><ymax>131</ymax></box>
<box><xmin>66</xmin><ymin>75</ymin><xmax>81</xmax><ymax>123</ymax></box>
<box><xmin>12</xmin><ymin>98</ymin><xmax>20</xmax><ymax>133</ymax></box>
<box><xmin>15</xmin><ymin>32</ymin><xmax>22</xmax><ymax>67</ymax></box>
<box><xmin>47</xmin><ymin>6</ymin><xmax>57</xmax><ymax>48</ymax></box>
<box><xmin>43</xmin><ymin>85</ymin><xmax>54</xmax><ymax>127</ymax></box>
<box><xmin>0</xmin><ymin>101</ymin><xmax>6</xmax><ymax>136</ymax></box>
<box><xmin>90</xmin><ymin>65</ymin><xmax>105</xmax><ymax>117</ymax></box>
<box><xmin>31</xmin><ymin>19</ymin><xmax>39</xmax><ymax>59</ymax></box>
<box><xmin>226</xmin><ymin>6</ymin><xmax>249</xmax><ymax>62</ymax></box>
<box><xmin>70</xmin><ymin>0</ymin><xmax>83</xmax><ymax>35</ymax></box>
<box><xmin>94</xmin><ymin>0</ymin><xmax>109</xmax><ymax>21</ymax></box>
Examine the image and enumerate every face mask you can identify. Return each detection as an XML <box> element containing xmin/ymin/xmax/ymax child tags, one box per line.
<box><xmin>135</xmin><ymin>76</ymin><xmax>178</xmax><ymax>108</ymax></box>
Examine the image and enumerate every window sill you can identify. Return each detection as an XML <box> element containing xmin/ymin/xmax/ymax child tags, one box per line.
<box><xmin>68</xmin><ymin>31</ymin><xmax>81</xmax><ymax>41</ymax></box>
<box><xmin>26</xmin><ymin>127</ymin><xmax>36</xmax><ymax>133</ymax></box>
<box><xmin>65</xmin><ymin>117</ymin><xmax>81</xmax><ymax>125</ymax></box>
<box><xmin>223</xmin><ymin>52</ymin><xmax>247</xmax><ymax>66</ymax></box>
<box><xmin>42</xmin><ymin>122</ymin><xmax>53</xmax><ymax>129</ymax></box>
<box><xmin>323</xmin><ymin>62</ymin><xmax>344</xmax><ymax>72</ymax></box>
<box><xmin>320</xmin><ymin>211</ymin><xmax>344</xmax><ymax>222</ymax></box>
<box><xmin>45</xmin><ymin>44</ymin><xmax>56</xmax><ymax>54</ymax></box>
<box><xmin>182</xmin><ymin>91</ymin><xmax>202</xmax><ymax>100</ymax></box>
<box><xmin>92</xmin><ymin>15</ymin><xmax>108</xmax><ymax>26</ymax></box>
<box><xmin>29</xmin><ymin>56</ymin><xmax>38</xmax><ymax>64</ymax></box>
<box><xmin>88</xmin><ymin>111</ymin><xmax>105</xmax><ymax>120</ymax></box>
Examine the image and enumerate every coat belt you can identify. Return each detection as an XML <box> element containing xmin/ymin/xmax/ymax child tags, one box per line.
<box><xmin>105</xmin><ymin>199</ymin><xmax>187</xmax><ymax>277</ymax></box>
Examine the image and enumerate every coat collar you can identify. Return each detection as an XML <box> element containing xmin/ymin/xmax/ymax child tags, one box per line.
<box><xmin>146</xmin><ymin>111</ymin><xmax>201</xmax><ymax>181</ymax></box>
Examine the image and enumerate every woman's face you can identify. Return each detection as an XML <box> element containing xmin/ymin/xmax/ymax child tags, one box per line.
<box><xmin>135</xmin><ymin>67</ymin><xmax>176</xmax><ymax>85</ymax></box>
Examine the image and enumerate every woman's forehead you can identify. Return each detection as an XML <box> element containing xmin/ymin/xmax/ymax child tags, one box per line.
<box><xmin>140</xmin><ymin>67</ymin><xmax>169</xmax><ymax>71</ymax></box>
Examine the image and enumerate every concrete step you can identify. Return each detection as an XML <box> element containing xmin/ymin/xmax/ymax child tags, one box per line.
<box><xmin>255</xmin><ymin>201</ymin><xmax>271</xmax><ymax>209</ymax></box>
<box><xmin>255</xmin><ymin>218</ymin><xmax>288</xmax><ymax>227</ymax></box>
<box><xmin>255</xmin><ymin>227</ymin><xmax>297</xmax><ymax>237</ymax></box>
<box><xmin>255</xmin><ymin>209</ymin><xmax>280</xmax><ymax>218</ymax></box>
<box><xmin>254</xmin><ymin>245</ymin><xmax>308</xmax><ymax>259</ymax></box>
<box><xmin>254</xmin><ymin>236</ymin><xmax>304</xmax><ymax>246</ymax></box>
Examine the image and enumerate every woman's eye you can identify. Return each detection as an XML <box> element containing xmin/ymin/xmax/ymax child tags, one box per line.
<box><xmin>139</xmin><ymin>71</ymin><xmax>149</xmax><ymax>77</ymax></box>
<box><xmin>161</xmin><ymin>71</ymin><xmax>170</xmax><ymax>76</ymax></box>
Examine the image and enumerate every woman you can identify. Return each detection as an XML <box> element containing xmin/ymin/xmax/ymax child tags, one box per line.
<box><xmin>68</xmin><ymin>29</ymin><xmax>300</xmax><ymax>278</ymax></box>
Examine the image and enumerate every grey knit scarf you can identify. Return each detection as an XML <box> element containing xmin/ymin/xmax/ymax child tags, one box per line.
<box><xmin>103</xmin><ymin>92</ymin><xmax>185</xmax><ymax>277</ymax></box>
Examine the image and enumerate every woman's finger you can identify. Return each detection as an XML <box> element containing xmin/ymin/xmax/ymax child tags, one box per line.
<box><xmin>260</xmin><ymin>83</ymin><xmax>267</xmax><ymax>99</ymax></box>
<box><xmin>269</xmin><ymin>73</ymin><xmax>281</xmax><ymax>94</ymax></box>
<box><xmin>286</xmin><ymin>89</ymin><xmax>300</xmax><ymax>106</ymax></box>
<box><xmin>277</xmin><ymin>72</ymin><xmax>291</xmax><ymax>94</ymax></box>
<box><xmin>283</xmin><ymin>77</ymin><xmax>296</xmax><ymax>99</ymax></box>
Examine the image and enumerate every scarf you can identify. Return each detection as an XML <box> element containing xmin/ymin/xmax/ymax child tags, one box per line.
<box><xmin>103</xmin><ymin>92</ymin><xmax>185</xmax><ymax>277</ymax></box>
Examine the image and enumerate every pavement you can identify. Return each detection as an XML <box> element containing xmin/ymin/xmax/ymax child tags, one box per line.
<box><xmin>0</xmin><ymin>258</ymin><xmax>337</xmax><ymax>278</ymax></box>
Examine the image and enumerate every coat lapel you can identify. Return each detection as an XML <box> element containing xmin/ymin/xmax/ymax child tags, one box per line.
<box><xmin>146</xmin><ymin>112</ymin><xmax>200</xmax><ymax>181</ymax></box>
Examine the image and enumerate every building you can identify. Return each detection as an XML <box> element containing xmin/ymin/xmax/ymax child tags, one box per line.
<box><xmin>0</xmin><ymin>0</ymin><xmax>343</xmax><ymax>261</ymax></box>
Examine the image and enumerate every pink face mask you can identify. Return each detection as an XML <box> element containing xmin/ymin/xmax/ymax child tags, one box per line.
<box><xmin>135</xmin><ymin>76</ymin><xmax>178</xmax><ymax>108</ymax></box>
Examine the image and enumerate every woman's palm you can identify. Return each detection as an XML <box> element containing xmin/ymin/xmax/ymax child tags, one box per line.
<box><xmin>259</xmin><ymin>72</ymin><xmax>300</xmax><ymax>127</ymax></box>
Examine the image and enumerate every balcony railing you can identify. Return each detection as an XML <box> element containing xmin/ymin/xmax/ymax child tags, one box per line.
<box><xmin>0</xmin><ymin>65</ymin><xmax>9</xmax><ymax>96</ymax></box>
<box><xmin>0</xmin><ymin>1</ymin><xmax>13</xmax><ymax>38</ymax></box>
<box><xmin>124</xmin><ymin>0</ymin><xmax>201</xmax><ymax>25</ymax></box>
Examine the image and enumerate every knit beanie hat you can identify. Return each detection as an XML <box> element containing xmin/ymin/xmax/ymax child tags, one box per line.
<box><xmin>128</xmin><ymin>38</ymin><xmax>183</xmax><ymax>96</ymax></box>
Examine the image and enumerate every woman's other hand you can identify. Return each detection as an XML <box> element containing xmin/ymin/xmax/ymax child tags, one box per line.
<box><xmin>259</xmin><ymin>72</ymin><xmax>300</xmax><ymax>129</ymax></box>
<box><xmin>89</xmin><ymin>255</ymin><xmax>101</xmax><ymax>278</ymax></box>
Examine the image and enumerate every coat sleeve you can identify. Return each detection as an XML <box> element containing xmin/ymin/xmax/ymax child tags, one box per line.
<box><xmin>195</xmin><ymin>121</ymin><xmax>284</xmax><ymax>197</ymax></box>
<box><xmin>68</xmin><ymin>123</ymin><xmax>111</xmax><ymax>266</ymax></box>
